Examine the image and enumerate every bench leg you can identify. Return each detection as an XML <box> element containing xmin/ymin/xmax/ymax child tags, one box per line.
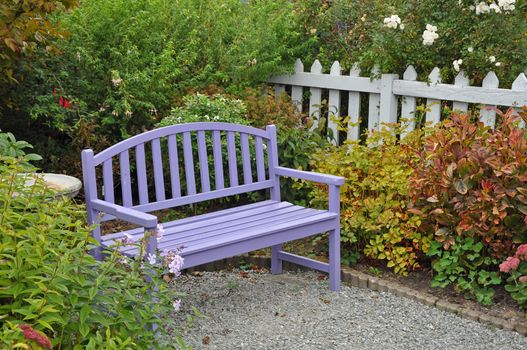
<box><xmin>329</xmin><ymin>228</ymin><xmax>341</xmax><ymax>292</ymax></box>
<box><xmin>271</xmin><ymin>244</ymin><xmax>283</xmax><ymax>274</ymax></box>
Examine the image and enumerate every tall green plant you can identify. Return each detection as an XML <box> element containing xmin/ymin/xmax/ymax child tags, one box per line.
<box><xmin>0</xmin><ymin>158</ymin><xmax>184</xmax><ymax>349</ymax></box>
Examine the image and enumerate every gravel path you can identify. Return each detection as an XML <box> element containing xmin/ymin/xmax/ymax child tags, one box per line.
<box><xmin>171</xmin><ymin>269</ymin><xmax>527</xmax><ymax>350</ymax></box>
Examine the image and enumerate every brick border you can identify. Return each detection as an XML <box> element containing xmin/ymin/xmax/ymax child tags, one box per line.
<box><xmin>186</xmin><ymin>255</ymin><xmax>526</xmax><ymax>336</ymax></box>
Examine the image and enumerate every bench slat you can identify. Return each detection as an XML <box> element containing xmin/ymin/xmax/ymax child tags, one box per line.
<box><xmin>152</xmin><ymin>138</ymin><xmax>166</xmax><ymax>201</ymax></box>
<box><xmin>102</xmin><ymin>159</ymin><xmax>114</xmax><ymax>203</ymax></box>
<box><xmin>101</xmin><ymin>200</ymin><xmax>280</xmax><ymax>242</ymax></box>
<box><xmin>212</xmin><ymin>130</ymin><xmax>224</xmax><ymax>190</ymax></box>
<box><xmin>120</xmin><ymin>150</ymin><xmax>133</xmax><ymax>207</ymax></box>
<box><xmin>135</xmin><ymin>144</ymin><xmax>149</xmax><ymax>205</ymax></box>
<box><xmin>197</xmin><ymin>131</ymin><xmax>211</xmax><ymax>192</ymax></box>
<box><xmin>255</xmin><ymin>136</ymin><xmax>266</xmax><ymax>182</ymax></box>
<box><xmin>183</xmin><ymin>132</ymin><xmax>196</xmax><ymax>195</ymax></box>
<box><xmin>181</xmin><ymin>211</ymin><xmax>336</xmax><ymax>255</ymax></box>
<box><xmin>155</xmin><ymin>207</ymin><xmax>318</xmax><ymax>250</ymax></box>
<box><xmin>168</xmin><ymin>134</ymin><xmax>181</xmax><ymax>198</ymax></box>
<box><xmin>240</xmin><ymin>133</ymin><xmax>252</xmax><ymax>184</ymax></box>
<box><xmin>226</xmin><ymin>131</ymin><xmax>238</xmax><ymax>187</ymax></box>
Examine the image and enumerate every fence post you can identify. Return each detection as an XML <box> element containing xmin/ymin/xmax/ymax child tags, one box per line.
<box><xmin>379</xmin><ymin>73</ymin><xmax>398</xmax><ymax>126</ymax></box>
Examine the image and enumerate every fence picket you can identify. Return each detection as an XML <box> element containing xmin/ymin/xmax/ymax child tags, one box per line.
<box><xmin>328</xmin><ymin>61</ymin><xmax>341</xmax><ymax>144</ymax></box>
<box><xmin>426</xmin><ymin>67</ymin><xmax>442</xmax><ymax>125</ymax></box>
<box><xmin>452</xmin><ymin>71</ymin><xmax>469</xmax><ymax>113</ymax></box>
<box><xmin>401</xmin><ymin>66</ymin><xmax>417</xmax><ymax>138</ymax></box>
<box><xmin>368</xmin><ymin>65</ymin><xmax>381</xmax><ymax>131</ymax></box>
<box><xmin>309</xmin><ymin>60</ymin><xmax>323</xmax><ymax>130</ymax></box>
<box><xmin>480</xmin><ymin>72</ymin><xmax>500</xmax><ymax>127</ymax></box>
<box><xmin>512</xmin><ymin>73</ymin><xmax>527</xmax><ymax>128</ymax></box>
<box><xmin>347</xmin><ymin>64</ymin><xmax>361</xmax><ymax>141</ymax></box>
<box><xmin>291</xmin><ymin>59</ymin><xmax>304</xmax><ymax>113</ymax></box>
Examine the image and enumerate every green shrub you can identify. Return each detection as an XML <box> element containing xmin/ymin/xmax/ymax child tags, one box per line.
<box><xmin>409</xmin><ymin>109</ymin><xmax>527</xmax><ymax>303</ymax></box>
<box><xmin>158</xmin><ymin>93</ymin><xmax>249</xmax><ymax>127</ymax></box>
<box><xmin>0</xmin><ymin>157</ymin><xmax>184</xmax><ymax>349</ymax></box>
<box><xmin>299</xmin><ymin>0</ymin><xmax>527</xmax><ymax>85</ymax></box>
<box><xmin>1</xmin><ymin>0</ymin><xmax>316</xmax><ymax>174</ymax></box>
<box><xmin>306</xmin><ymin>125</ymin><xmax>431</xmax><ymax>274</ymax></box>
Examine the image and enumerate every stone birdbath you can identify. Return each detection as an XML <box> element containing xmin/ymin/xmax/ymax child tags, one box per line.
<box><xmin>22</xmin><ymin>173</ymin><xmax>82</xmax><ymax>199</ymax></box>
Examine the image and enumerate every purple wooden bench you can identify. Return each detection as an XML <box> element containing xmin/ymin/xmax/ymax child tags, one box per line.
<box><xmin>81</xmin><ymin>123</ymin><xmax>344</xmax><ymax>291</ymax></box>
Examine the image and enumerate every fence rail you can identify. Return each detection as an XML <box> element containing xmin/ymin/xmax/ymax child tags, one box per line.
<box><xmin>267</xmin><ymin>59</ymin><xmax>527</xmax><ymax>142</ymax></box>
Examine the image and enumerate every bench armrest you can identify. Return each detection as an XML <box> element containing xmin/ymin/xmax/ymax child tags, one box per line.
<box><xmin>274</xmin><ymin>166</ymin><xmax>345</xmax><ymax>186</ymax></box>
<box><xmin>90</xmin><ymin>199</ymin><xmax>158</xmax><ymax>228</ymax></box>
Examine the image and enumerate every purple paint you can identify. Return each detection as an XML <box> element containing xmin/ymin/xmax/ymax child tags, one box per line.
<box><xmin>81</xmin><ymin>122</ymin><xmax>344</xmax><ymax>291</ymax></box>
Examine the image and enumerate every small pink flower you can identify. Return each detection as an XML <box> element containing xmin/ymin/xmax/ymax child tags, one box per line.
<box><xmin>515</xmin><ymin>244</ymin><xmax>527</xmax><ymax>260</ymax></box>
<box><xmin>519</xmin><ymin>276</ymin><xmax>527</xmax><ymax>283</ymax></box>
<box><xmin>500</xmin><ymin>256</ymin><xmax>521</xmax><ymax>273</ymax></box>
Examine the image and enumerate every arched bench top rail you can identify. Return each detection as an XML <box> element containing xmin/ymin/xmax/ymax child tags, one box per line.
<box><xmin>92</xmin><ymin>122</ymin><xmax>271</xmax><ymax>166</ymax></box>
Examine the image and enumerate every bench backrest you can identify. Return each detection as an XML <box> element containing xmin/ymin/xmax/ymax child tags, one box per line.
<box><xmin>81</xmin><ymin>123</ymin><xmax>280</xmax><ymax>222</ymax></box>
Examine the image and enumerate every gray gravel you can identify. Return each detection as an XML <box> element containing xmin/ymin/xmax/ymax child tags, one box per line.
<box><xmin>171</xmin><ymin>269</ymin><xmax>527</xmax><ymax>350</ymax></box>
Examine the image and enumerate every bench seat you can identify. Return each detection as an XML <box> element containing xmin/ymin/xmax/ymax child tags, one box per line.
<box><xmin>101</xmin><ymin>200</ymin><xmax>338</xmax><ymax>269</ymax></box>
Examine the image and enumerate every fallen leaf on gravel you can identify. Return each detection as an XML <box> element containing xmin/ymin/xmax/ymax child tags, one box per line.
<box><xmin>320</xmin><ymin>298</ymin><xmax>331</xmax><ymax>304</ymax></box>
<box><xmin>163</xmin><ymin>274</ymin><xmax>172</xmax><ymax>283</ymax></box>
<box><xmin>317</xmin><ymin>275</ymin><xmax>327</xmax><ymax>281</ymax></box>
<box><xmin>192</xmin><ymin>271</ymin><xmax>204</xmax><ymax>277</ymax></box>
<box><xmin>202</xmin><ymin>335</ymin><xmax>210</xmax><ymax>345</ymax></box>
<box><xmin>239</xmin><ymin>271</ymin><xmax>249</xmax><ymax>278</ymax></box>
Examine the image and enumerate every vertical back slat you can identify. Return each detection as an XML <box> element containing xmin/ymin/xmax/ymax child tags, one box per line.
<box><xmin>226</xmin><ymin>131</ymin><xmax>238</xmax><ymax>187</ymax></box>
<box><xmin>120</xmin><ymin>150</ymin><xmax>132</xmax><ymax>207</ymax></box>
<box><xmin>102</xmin><ymin>159</ymin><xmax>114</xmax><ymax>203</ymax></box>
<box><xmin>240</xmin><ymin>133</ymin><xmax>252</xmax><ymax>184</ymax></box>
<box><xmin>152</xmin><ymin>138</ymin><xmax>166</xmax><ymax>201</ymax></box>
<box><xmin>135</xmin><ymin>144</ymin><xmax>149</xmax><ymax>205</ymax></box>
<box><xmin>197</xmin><ymin>131</ymin><xmax>211</xmax><ymax>192</ymax></box>
<box><xmin>212</xmin><ymin>131</ymin><xmax>224</xmax><ymax>190</ymax></box>
<box><xmin>183</xmin><ymin>132</ymin><xmax>196</xmax><ymax>195</ymax></box>
<box><xmin>168</xmin><ymin>134</ymin><xmax>181</xmax><ymax>198</ymax></box>
<box><xmin>255</xmin><ymin>137</ymin><xmax>266</xmax><ymax>182</ymax></box>
<box><xmin>266</xmin><ymin>125</ymin><xmax>280</xmax><ymax>201</ymax></box>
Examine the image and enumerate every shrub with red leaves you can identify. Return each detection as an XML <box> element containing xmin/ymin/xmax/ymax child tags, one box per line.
<box><xmin>409</xmin><ymin>108</ymin><xmax>527</xmax><ymax>259</ymax></box>
<box><xmin>19</xmin><ymin>324</ymin><xmax>52</xmax><ymax>349</ymax></box>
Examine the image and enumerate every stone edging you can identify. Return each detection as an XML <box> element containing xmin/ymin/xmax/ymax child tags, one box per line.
<box><xmin>186</xmin><ymin>255</ymin><xmax>527</xmax><ymax>336</ymax></box>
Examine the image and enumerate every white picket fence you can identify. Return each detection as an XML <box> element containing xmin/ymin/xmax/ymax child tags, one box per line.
<box><xmin>268</xmin><ymin>59</ymin><xmax>527</xmax><ymax>142</ymax></box>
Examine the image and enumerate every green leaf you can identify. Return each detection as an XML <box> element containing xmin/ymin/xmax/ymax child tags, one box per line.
<box><xmin>80</xmin><ymin>305</ymin><xmax>90</xmax><ymax>325</ymax></box>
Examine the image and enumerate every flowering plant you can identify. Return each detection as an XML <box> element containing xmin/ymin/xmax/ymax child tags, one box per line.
<box><xmin>502</xmin><ymin>244</ymin><xmax>527</xmax><ymax>307</ymax></box>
